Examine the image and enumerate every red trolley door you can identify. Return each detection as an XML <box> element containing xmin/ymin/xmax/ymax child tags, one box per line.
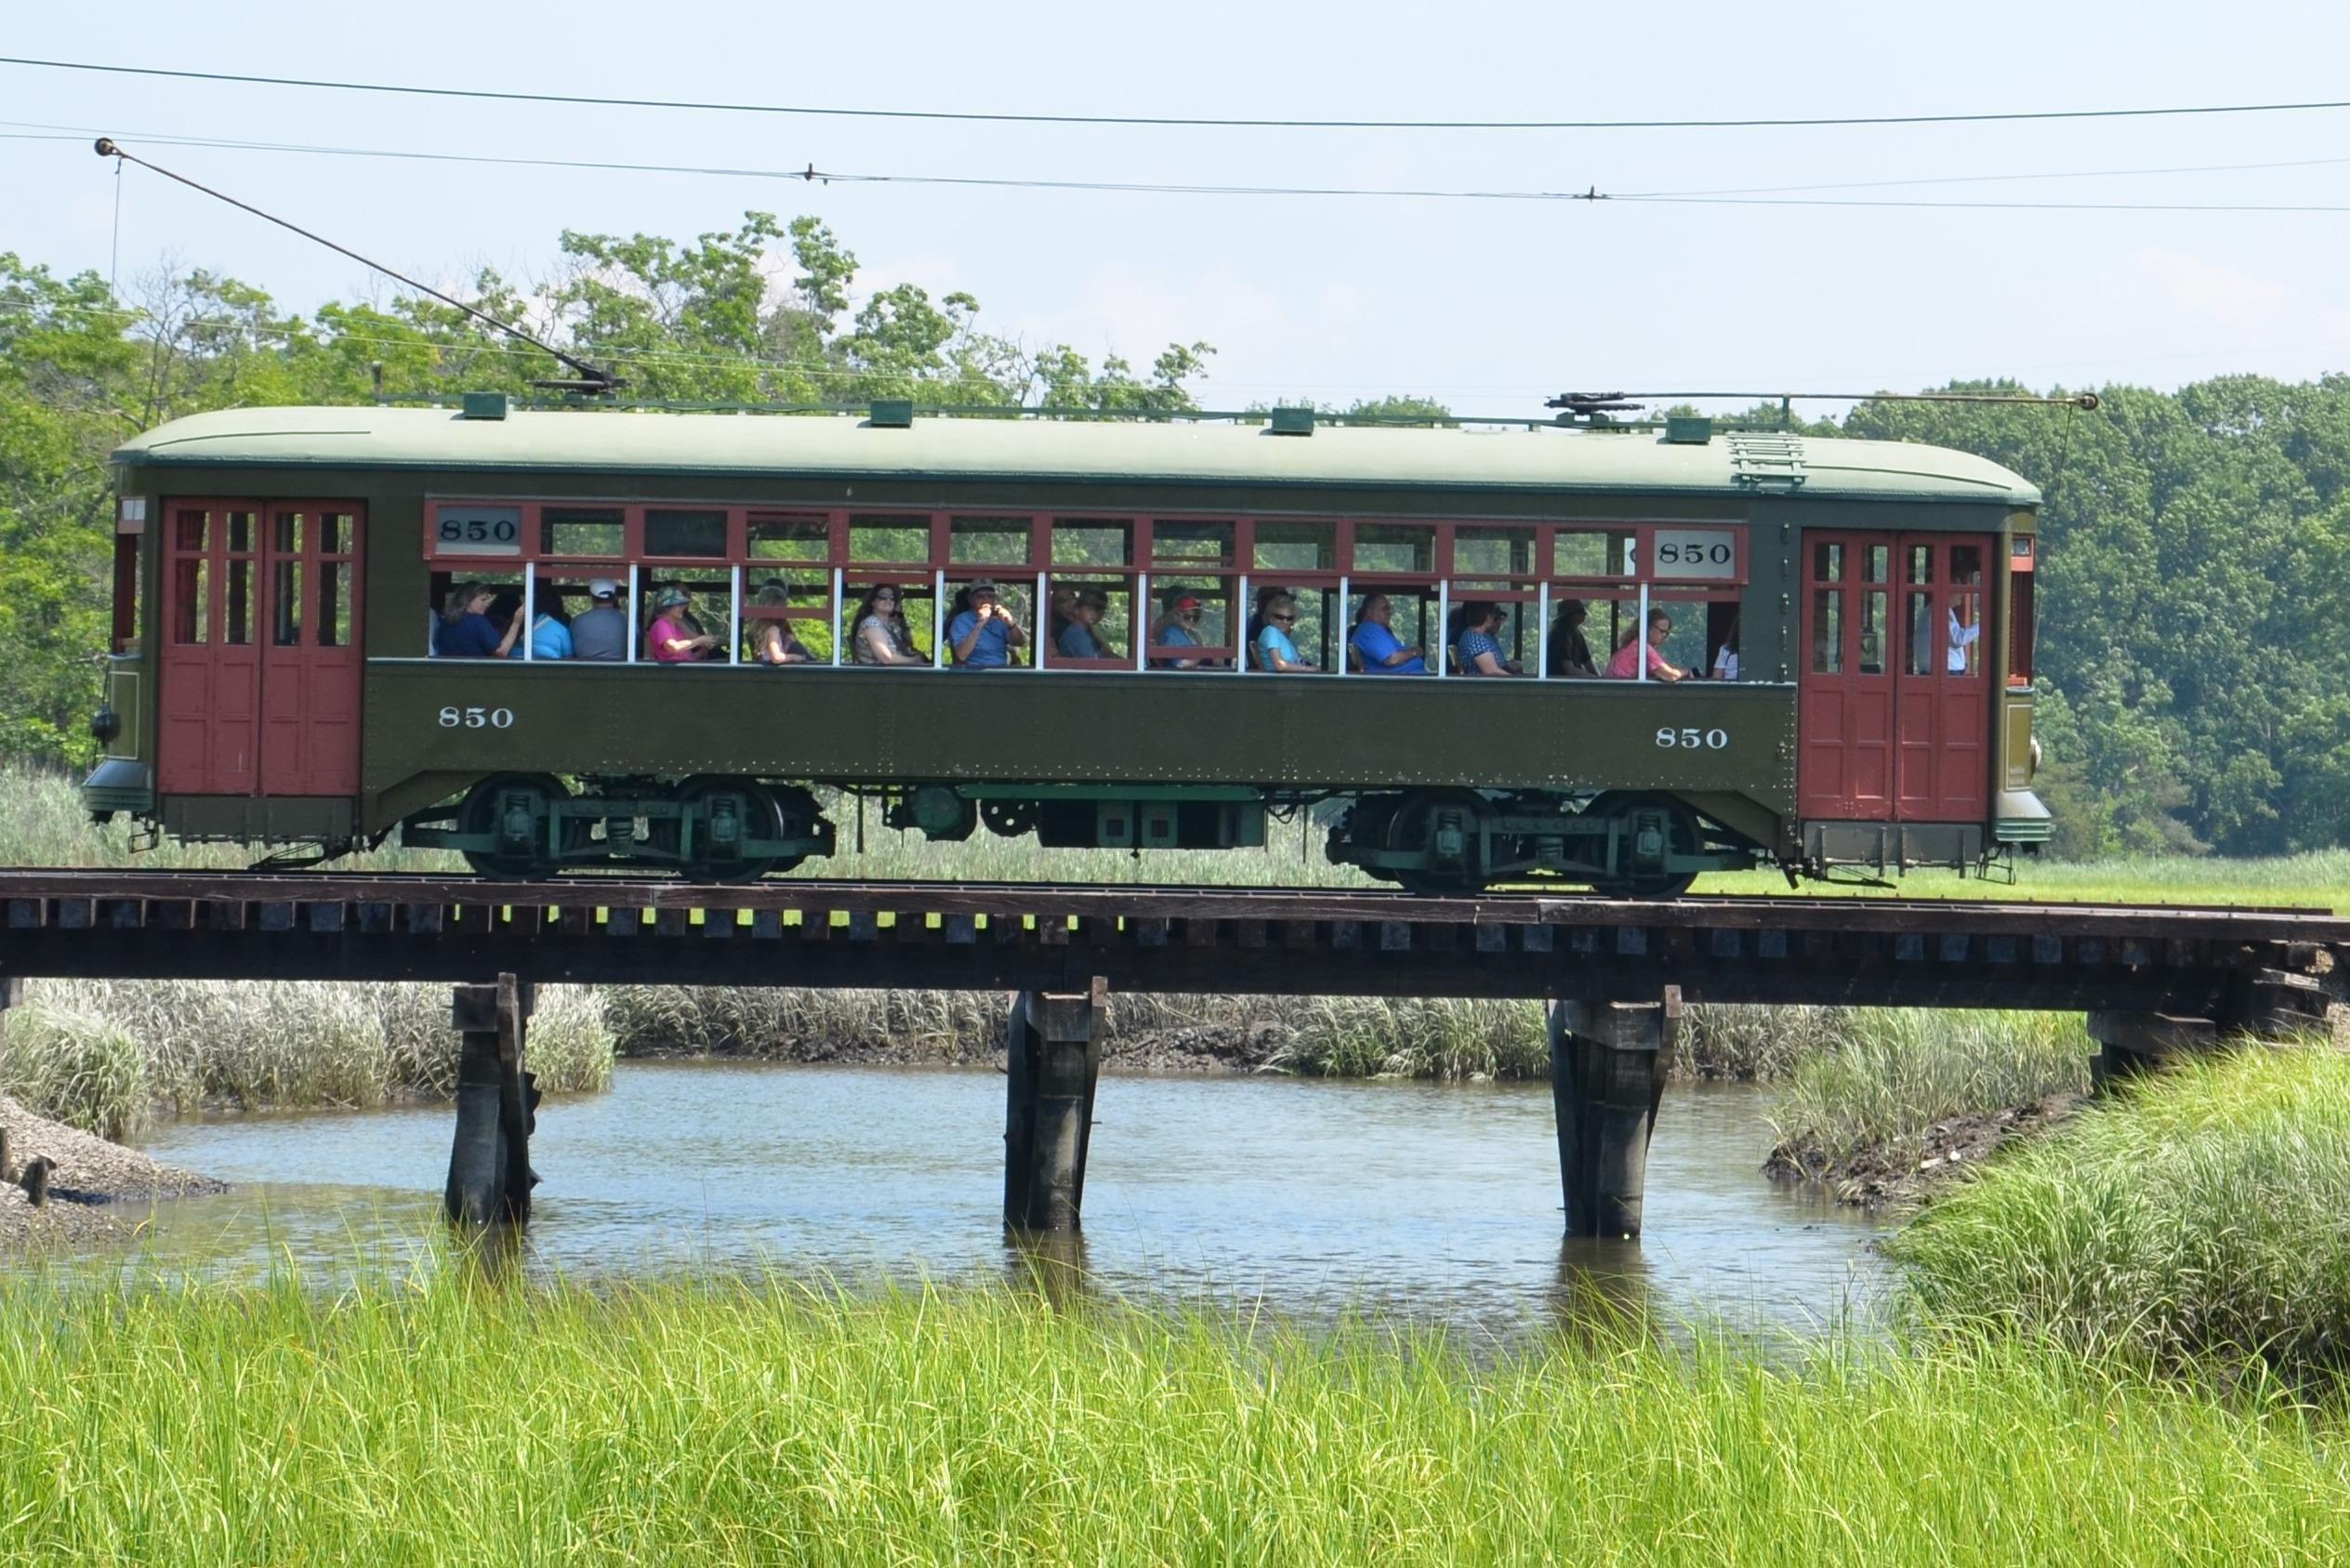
<box><xmin>1798</xmin><ymin>533</ymin><xmax>1989</xmax><ymax>822</ymax></box>
<box><xmin>158</xmin><ymin>500</ymin><xmax>363</xmax><ymax>797</ymax></box>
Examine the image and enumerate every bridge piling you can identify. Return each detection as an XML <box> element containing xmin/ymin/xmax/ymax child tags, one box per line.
<box><xmin>1003</xmin><ymin>978</ymin><xmax>1105</xmax><ymax>1233</ymax></box>
<box><xmin>1550</xmin><ymin>988</ymin><xmax>1681</xmax><ymax>1239</ymax></box>
<box><xmin>444</xmin><ymin>974</ymin><xmax>538</xmax><ymax>1227</ymax></box>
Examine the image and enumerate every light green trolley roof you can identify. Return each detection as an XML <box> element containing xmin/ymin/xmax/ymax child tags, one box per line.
<box><xmin>113</xmin><ymin>405</ymin><xmax>2041</xmax><ymax>506</ymax></box>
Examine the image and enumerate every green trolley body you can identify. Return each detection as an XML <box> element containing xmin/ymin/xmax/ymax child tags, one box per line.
<box><xmin>88</xmin><ymin>404</ymin><xmax>2044</xmax><ymax>893</ymax></box>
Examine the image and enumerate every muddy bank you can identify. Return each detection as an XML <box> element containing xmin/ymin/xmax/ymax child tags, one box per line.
<box><xmin>0</xmin><ymin>1095</ymin><xmax>226</xmax><ymax>1249</ymax></box>
<box><xmin>1766</xmin><ymin>1092</ymin><xmax>2088</xmax><ymax>1210</ymax></box>
<box><xmin>621</xmin><ymin>1021</ymin><xmax>1293</xmax><ymax>1075</ymax></box>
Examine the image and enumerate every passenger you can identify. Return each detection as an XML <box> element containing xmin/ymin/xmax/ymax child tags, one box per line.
<box><xmin>1348</xmin><ymin>593</ymin><xmax>1426</xmax><ymax>674</ymax></box>
<box><xmin>852</xmin><ymin>584</ymin><xmax>926</xmax><ymax>665</ymax></box>
<box><xmin>645</xmin><ymin>586</ymin><xmax>719</xmax><ymax>663</ymax></box>
<box><xmin>1946</xmin><ymin>605</ymin><xmax>1981</xmax><ymax>674</ymax></box>
<box><xmin>508</xmin><ymin>588</ymin><xmax>573</xmax><ymax>660</ymax></box>
<box><xmin>1055</xmin><ymin>588</ymin><xmax>1118</xmax><ymax>660</ymax></box>
<box><xmin>1147</xmin><ymin>588</ymin><xmax>1206</xmax><ymax>668</ymax></box>
<box><xmin>1710</xmin><ymin>613</ymin><xmax>1741</xmax><ymax>680</ymax></box>
<box><xmin>1253</xmin><ymin>590</ymin><xmax>1315</xmax><ymax>672</ymax></box>
<box><xmin>1546</xmin><ymin>598</ymin><xmax>1598</xmax><ymax>679</ymax></box>
<box><xmin>947</xmin><ymin>577</ymin><xmax>1028</xmax><ymax>669</ymax></box>
<box><xmin>433</xmin><ymin>582</ymin><xmax>521</xmax><ymax>659</ymax></box>
<box><xmin>486</xmin><ymin>587</ymin><xmax>523</xmax><ymax>640</ymax></box>
<box><xmin>1047</xmin><ymin>585</ymin><xmax>1077</xmax><ymax>650</ymax></box>
<box><xmin>1452</xmin><ymin>601</ymin><xmax>1521</xmax><ymax>677</ymax></box>
<box><xmin>748</xmin><ymin>579</ymin><xmax>814</xmax><ymax>666</ymax></box>
<box><xmin>570</xmin><ymin>578</ymin><xmax>628</xmax><ymax>662</ymax></box>
<box><xmin>1606</xmin><ymin>608</ymin><xmax>1689</xmax><ymax>681</ymax></box>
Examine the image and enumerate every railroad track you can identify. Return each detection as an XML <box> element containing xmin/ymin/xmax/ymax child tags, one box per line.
<box><xmin>0</xmin><ymin>867</ymin><xmax>2343</xmax><ymax>942</ymax></box>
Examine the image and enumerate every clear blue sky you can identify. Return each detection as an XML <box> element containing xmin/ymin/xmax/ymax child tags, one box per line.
<box><xmin>7</xmin><ymin>0</ymin><xmax>2350</xmax><ymax>416</ymax></box>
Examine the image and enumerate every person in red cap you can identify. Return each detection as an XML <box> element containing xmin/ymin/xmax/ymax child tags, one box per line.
<box><xmin>1149</xmin><ymin>586</ymin><xmax>1208</xmax><ymax>668</ymax></box>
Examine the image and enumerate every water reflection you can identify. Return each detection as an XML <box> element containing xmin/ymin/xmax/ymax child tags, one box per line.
<box><xmin>112</xmin><ymin>1064</ymin><xmax>1882</xmax><ymax>1339</ymax></box>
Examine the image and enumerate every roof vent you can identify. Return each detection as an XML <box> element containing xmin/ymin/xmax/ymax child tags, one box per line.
<box><xmin>459</xmin><ymin>391</ymin><xmax>509</xmax><ymax>421</ymax></box>
<box><xmin>868</xmin><ymin>399</ymin><xmax>915</xmax><ymax>428</ymax></box>
<box><xmin>1664</xmin><ymin>415</ymin><xmax>1712</xmax><ymax>445</ymax></box>
<box><xmin>1268</xmin><ymin>406</ymin><xmax>1315</xmax><ymax>436</ymax></box>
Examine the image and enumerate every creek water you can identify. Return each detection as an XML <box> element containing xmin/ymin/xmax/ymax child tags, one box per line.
<box><xmin>127</xmin><ymin>1063</ymin><xmax>1882</xmax><ymax>1339</ymax></box>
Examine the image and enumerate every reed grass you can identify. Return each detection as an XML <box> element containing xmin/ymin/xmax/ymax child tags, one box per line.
<box><xmin>1766</xmin><ymin>1009</ymin><xmax>2094</xmax><ymax>1164</ymax></box>
<box><xmin>1</xmin><ymin>980</ymin><xmax>612</xmax><ymax>1138</ymax></box>
<box><xmin>0</xmin><ymin>1261</ymin><xmax>2342</xmax><ymax>1564</ymax></box>
<box><xmin>1887</xmin><ymin>1044</ymin><xmax>2350</xmax><ymax>1377</ymax></box>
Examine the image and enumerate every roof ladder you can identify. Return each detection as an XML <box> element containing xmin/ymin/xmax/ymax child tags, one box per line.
<box><xmin>1727</xmin><ymin>431</ymin><xmax>1808</xmax><ymax>492</ymax></box>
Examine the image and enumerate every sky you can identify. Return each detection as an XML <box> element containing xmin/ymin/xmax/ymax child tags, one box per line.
<box><xmin>7</xmin><ymin>0</ymin><xmax>2350</xmax><ymax>418</ymax></box>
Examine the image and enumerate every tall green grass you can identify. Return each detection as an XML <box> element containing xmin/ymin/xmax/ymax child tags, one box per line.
<box><xmin>1889</xmin><ymin>1045</ymin><xmax>2350</xmax><ymax>1377</ymax></box>
<box><xmin>2</xmin><ymin>980</ymin><xmax>612</xmax><ymax>1138</ymax></box>
<box><xmin>1766</xmin><ymin>1009</ymin><xmax>2094</xmax><ymax>1166</ymax></box>
<box><xmin>0</xmin><ymin>1263</ymin><xmax>2344</xmax><ymax>1564</ymax></box>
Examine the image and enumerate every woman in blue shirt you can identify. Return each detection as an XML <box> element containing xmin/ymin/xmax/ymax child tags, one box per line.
<box><xmin>1253</xmin><ymin>590</ymin><xmax>1314</xmax><ymax>672</ymax></box>
<box><xmin>1347</xmin><ymin>593</ymin><xmax>1427</xmax><ymax>674</ymax></box>
<box><xmin>434</xmin><ymin>582</ymin><xmax>521</xmax><ymax>658</ymax></box>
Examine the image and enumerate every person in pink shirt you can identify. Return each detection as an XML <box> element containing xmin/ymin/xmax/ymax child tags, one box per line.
<box><xmin>645</xmin><ymin>586</ymin><xmax>719</xmax><ymax>663</ymax></box>
<box><xmin>1605</xmin><ymin>608</ymin><xmax>1688</xmax><ymax>681</ymax></box>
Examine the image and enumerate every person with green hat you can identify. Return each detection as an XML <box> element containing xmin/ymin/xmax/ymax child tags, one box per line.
<box><xmin>646</xmin><ymin>586</ymin><xmax>719</xmax><ymax>663</ymax></box>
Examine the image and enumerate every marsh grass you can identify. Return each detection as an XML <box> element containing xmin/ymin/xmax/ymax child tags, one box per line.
<box><xmin>0</xmin><ymin>1262</ymin><xmax>2344</xmax><ymax>1564</ymax></box>
<box><xmin>1766</xmin><ymin>1009</ymin><xmax>2095</xmax><ymax>1163</ymax></box>
<box><xmin>2</xmin><ymin>981</ymin><xmax>612</xmax><ymax>1138</ymax></box>
<box><xmin>1888</xmin><ymin>1044</ymin><xmax>2350</xmax><ymax>1377</ymax></box>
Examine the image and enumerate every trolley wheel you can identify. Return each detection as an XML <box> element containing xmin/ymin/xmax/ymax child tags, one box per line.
<box><xmin>1586</xmin><ymin>791</ymin><xmax>1700</xmax><ymax>900</ymax></box>
<box><xmin>1381</xmin><ymin>788</ymin><xmax>1495</xmax><ymax>897</ymax></box>
<box><xmin>457</xmin><ymin>773</ymin><xmax>569</xmax><ymax>880</ymax></box>
<box><xmin>662</xmin><ymin>776</ymin><xmax>789</xmax><ymax>884</ymax></box>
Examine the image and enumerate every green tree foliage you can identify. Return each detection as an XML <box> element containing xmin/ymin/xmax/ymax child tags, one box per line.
<box><xmin>0</xmin><ymin>217</ymin><xmax>1215</xmax><ymax>758</ymax></box>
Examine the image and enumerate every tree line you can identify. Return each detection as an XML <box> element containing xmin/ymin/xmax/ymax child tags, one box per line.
<box><xmin>4</xmin><ymin>212</ymin><xmax>2344</xmax><ymax>858</ymax></box>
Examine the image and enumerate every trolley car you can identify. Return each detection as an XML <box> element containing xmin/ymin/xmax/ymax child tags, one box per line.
<box><xmin>82</xmin><ymin>400</ymin><xmax>2049</xmax><ymax>894</ymax></box>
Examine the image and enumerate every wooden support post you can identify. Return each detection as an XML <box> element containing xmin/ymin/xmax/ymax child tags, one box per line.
<box><xmin>1003</xmin><ymin>977</ymin><xmax>1105</xmax><ymax>1233</ymax></box>
<box><xmin>445</xmin><ymin>973</ymin><xmax>539</xmax><ymax>1227</ymax></box>
<box><xmin>1549</xmin><ymin>987</ymin><xmax>1680</xmax><ymax>1239</ymax></box>
<box><xmin>2085</xmin><ymin>1010</ymin><xmax>2216</xmax><ymax>1087</ymax></box>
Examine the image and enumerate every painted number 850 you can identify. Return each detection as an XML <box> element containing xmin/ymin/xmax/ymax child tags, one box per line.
<box><xmin>1656</xmin><ymin>727</ymin><xmax>1729</xmax><ymax>749</ymax></box>
<box><xmin>438</xmin><ymin>706</ymin><xmax>515</xmax><ymax>730</ymax></box>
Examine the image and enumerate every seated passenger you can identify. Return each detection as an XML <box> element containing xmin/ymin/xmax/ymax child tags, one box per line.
<box><xmin>1148</xmin><ymin>588</ymin><xmax>1205</xmax><ymax>668</ymax></box>
<box><xmin>1711</xmin><ymin>613</ymin><xmax>1741</xmax><ymax>680</ymax></box>
<box><xmin>1546</xmin><ymin>599</ymin><xmax>1598</xmax><ymax>679</ymax></box>
<box><xmin>1252</xmin><ymin>590</ymin><xmax>1314</xmax><ymax>672</ymax></box>
<box><xmin>646</xmin><ymin>587</ymin><xmax>719</xmax><ymax>663</ymax></box>
<box><xmin>1606</xmin><ymin>609</ymin><xmax>1689</xmax><ymax>681</ymax></box>
<box><xmin>508</xmin><ymin>588</ymin><xmax>573</xmax><ymax>660</ymax></box>
<box><xmin>749</xmin><ymin>579</ymin><xmax>813</xmax><ymax>665</ymax></box>
<box><xmin>948</xmin><ymin>578</ymin><xmax>1027</xmax><ymax>669</ymax></box>
<box><xmin>570</xmin><ymin>579</ymin><xmax>627</xmax><ymax>661</ymax></box>
<box><xmin>852</xmin><ymin>584</ymin><xmax>927</xmax><ymax>665</ymax></box>
<box><xmin>433</xmin><ymin>582</ymin><xmax>521</xmax><ymax>658</ymax></box>
<box><xmin>1348</xmin><ymin>594</ymin><xmax>1426</xmax><ymax>674</ymax></box>
<box><xmin>1452</xmin><ymin>601</ymin><xmax>1521</xmax><ymax>677</ymax></box>
<box><xmin>1055</xmin><ymin>588</ymin><xmax>1118</xmax><ymax>660</ymax></box>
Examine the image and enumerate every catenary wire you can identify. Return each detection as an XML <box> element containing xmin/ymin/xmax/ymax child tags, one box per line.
<box><xmin>19</xmin><ymin>125</ymin><xmax>2350</xmax><ymax>214</ymax></box>
<box><xmin>8</xmin><ymin>55</ymin><xmax>2350</xmax><ymax>131</ymax></box>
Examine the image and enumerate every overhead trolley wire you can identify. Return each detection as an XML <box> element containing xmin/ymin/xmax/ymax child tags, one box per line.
<box><xmin>21</xmin><ymin>123</ymin><xmax>2350</xmax><ymax>215</ymax></box>
<box><xmin>10</xmin><ymin>55</ymin><xmax>2350</xmax><ymax>132</ymax></box>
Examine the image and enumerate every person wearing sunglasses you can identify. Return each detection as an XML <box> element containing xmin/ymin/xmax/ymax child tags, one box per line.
<box><xmin>1149</xmin><ymin>587</ymin><xmax>1207</xmax><ymax>668</ymax></box>
<box><xmin>1252</xmin><ymin>589</ymin><xmax>1316</xmax><ymax>673</ymax></box>
<box><xmin>852</xmin><ymin>584</ymin><xmax>926</xmax><ymax>666</ymax></box>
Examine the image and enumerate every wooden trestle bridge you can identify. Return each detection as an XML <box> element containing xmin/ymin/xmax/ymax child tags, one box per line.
<box><xmin>2</xmin><ymin>870</ymin><xmax>2343</xmax><ymax>1239</ymax></box>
